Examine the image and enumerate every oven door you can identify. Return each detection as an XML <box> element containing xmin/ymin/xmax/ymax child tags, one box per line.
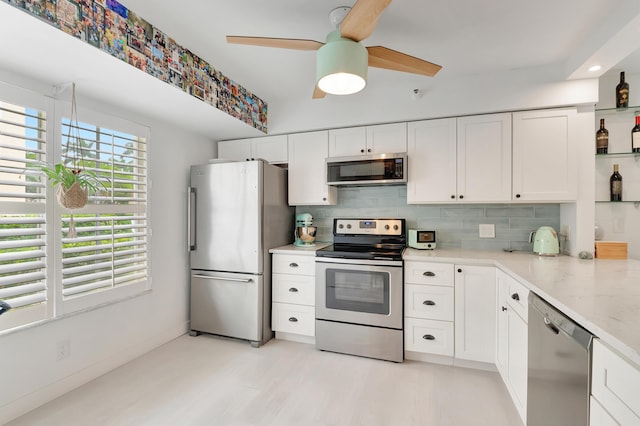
<box><xmin>316</xmin><ymin>259</ymin><xmax>403</xmax><ymax>329</ymax></box>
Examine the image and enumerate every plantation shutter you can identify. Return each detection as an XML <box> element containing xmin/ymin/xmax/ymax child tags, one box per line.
<box><xmin>0</xmin><ymin>99</ymin><xmax>49</xmax><ymax>330</ymax></box>
<box><xmin>59</xmin><ymin>120</ymin><xmax>148</xmax><ymax>300</ymax></box>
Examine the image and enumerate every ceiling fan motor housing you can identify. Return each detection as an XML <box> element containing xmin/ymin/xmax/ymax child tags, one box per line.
<box><xmin>316</xmin><ymin>30</ymin><xmax>368</xmax><ymax>95</ymax></box>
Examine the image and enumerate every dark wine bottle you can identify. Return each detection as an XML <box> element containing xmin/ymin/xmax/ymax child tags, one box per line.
<box><xmin>632</xmin><ymin>113</ymin><xmax>640</xmax><ymax>153</ymax></box>
<box><xmin>616</xmin><ymin>71</ymin><xmax>629</xmax><ymax>108</ymax></box>
<box><xmin>610</xmin><ymin>164</ymin><xmax>622</xmax><ymax>201</ymax></box>
<box><xmin>596</xmin><ymin>118</ymin><xmax>609</xmax><ymax>154</ymax></box>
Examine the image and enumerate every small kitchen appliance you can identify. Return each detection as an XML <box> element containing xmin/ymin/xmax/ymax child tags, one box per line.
<box><xmin>408</xmin><ymin>229</ymin><xmax>436</xmax><ymax>250</ymax></box>
<box><xmin>294</xmin><ymin>213</ymin><xmax>317</xmax><ymax>246</ymax></box>
<box><xmin>529</xmin><ymin>226</ymin><xmax>559</xmax><ymax>256</ymax></box>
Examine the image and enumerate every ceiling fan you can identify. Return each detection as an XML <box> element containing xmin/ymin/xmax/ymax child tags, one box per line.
<box><xmin>226</xmin><ymin>0</ymin><xmax>442</xmax><ymax>99</ymax></box>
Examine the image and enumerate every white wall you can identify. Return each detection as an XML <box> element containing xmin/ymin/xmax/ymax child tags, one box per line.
<box><xmin>595</xmin><ymin>70</ymin><xmax>640</xmax><ymax>259</ymax></box>
<box><xmin>0</xmin><ymin>73</ymin><xmax>216</xmax><ymax>423</ymax></box>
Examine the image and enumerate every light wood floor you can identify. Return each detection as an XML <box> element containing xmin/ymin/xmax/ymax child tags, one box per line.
<box><xmin>10</xmin><ymin>334</ymin><xmax>523</xmax><ymax>426</ymax></box>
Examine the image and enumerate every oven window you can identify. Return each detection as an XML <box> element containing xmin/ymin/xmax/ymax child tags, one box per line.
<box><xmin>325</xmin><ymin>269</ymin><xmax>389</xmax><ymax>315</ymax></box>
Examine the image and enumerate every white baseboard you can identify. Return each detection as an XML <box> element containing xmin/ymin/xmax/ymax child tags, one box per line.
<box><xmin>1</xmin><ymin>322</ymin><xmax>188</xmax><ymax>425</ymax></box>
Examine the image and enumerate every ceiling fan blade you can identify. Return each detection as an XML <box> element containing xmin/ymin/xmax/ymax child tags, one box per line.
<box><xmin>340</xmin><ymin>0</ymin><xmax>392</xmax><ymax>41</ymax></box>
<box><xmin>313</xmin><ymin>85</ymin><xmax>326</xmax><ymax>99</ymax></box>
<box><xmin>226</xmin><ymin>36</ymin><xmax>323</xmax><ymax>51</ymax></box>
<box><xmin>367</xmin><ymin>46</ymin><xmax>442</xmax><ymax>77</ymax></box>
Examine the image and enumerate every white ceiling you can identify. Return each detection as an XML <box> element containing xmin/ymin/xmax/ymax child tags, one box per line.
<box><xmin>1</xmin><ymin>0</ymin><xmax>640</xmax><ymax>140</ymax></box>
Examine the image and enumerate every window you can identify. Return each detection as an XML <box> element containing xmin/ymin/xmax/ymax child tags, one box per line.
<box><xmin>0</xmin><ymin>83</ymin><xmax>150</xmax><ymax>332</ymax></box>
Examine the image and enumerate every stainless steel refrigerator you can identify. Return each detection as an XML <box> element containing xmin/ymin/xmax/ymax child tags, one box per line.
<box><xmin>188</xmin><ymin>160</ymin><xmax>294</xmax><ymax>347</ymax></box>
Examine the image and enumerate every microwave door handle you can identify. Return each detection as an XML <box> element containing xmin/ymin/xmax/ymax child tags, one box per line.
<box><xmin>188</xmin><ymin>187</ymin><xmax>196</xmax><ymax>251</ymax></box>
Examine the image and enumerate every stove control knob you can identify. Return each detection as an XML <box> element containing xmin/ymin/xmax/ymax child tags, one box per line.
<box><xmin>384</xmin><ymin>225</ymin><xmax>390</xmax><ymax>230</ymax></box>
<box><xmin>338</xmin><ymin>224</ymin><xmax>344</xmax><ymax>229</ymax></box>
<box><xmin>346</xmin><ymin>224</ymin><xmax>351</xmax><ymax>229</ymax></box>
<box><xmin>393</xmin><ymin>225</ymin><xmax>399</xmax><ymax>231</ymax></box>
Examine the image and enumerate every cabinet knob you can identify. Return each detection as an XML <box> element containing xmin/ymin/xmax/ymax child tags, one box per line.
<box><xmin>423</xmin><ymin>271</ymin><xmax>436</xmax><ymax>277</ymax></box>
<box><xmin>288</xmin><ymin>317</ymin><xmax>298</xmax><ymax>322</ymax></box>
<box><xmin>451</xmin><ymin>195</ymin><xmax>456</xmax><ymax>199</ymax></box>
<box><xmin>515</xmin><ymin>194</ymin><xmax>521</xmax><ymax>198</ymax></box>
<box><xmin>322</xmin><ymin>197</ymin><xmax>327</xmax><ymax>201</ymax></box>
<box><xmin>422</xmin><ymin>334</ymin><xmax>436</xmax><ymax>341</ymax></box>
<box><xmin>511</xmin><ymin>293</ymin><xmax>520</xmax><ymax>301</ymax></box>
<box><xmin>289</xmin><ymin>263</ymin><xmax>299</xmax><ymax>268</ymax></box>
<box><xmin>457</xmin><ymin>268</ymin><xmax>462</xmax><ymax>273</ymax></box>
<box><xmin>360</xmin><ymin>149</ymin><xmax>365</xmax><ymax>153</ymax></box>
<box><xmin>501</xmin><ymin>306</ymin><xmax>507</xmax><ymax>312</ymax></box>
<box><xmin>289</xmin><ymin>287</ymin><xmax>298</xmax><ymax>293</ymax></box>
<box><xmin>459</xmin><ymin>195</ymin><xmax>464</xmax><ymax>199</ymax></box>
<box><xmin>423</xmin><ymin>300</ymin><xmax>436</xmax><ymax>306</ymax></box>
<box><xmin>367</xmin><ymin>148</ymin><xmax>371</xmax><ymax>153</ymax></box>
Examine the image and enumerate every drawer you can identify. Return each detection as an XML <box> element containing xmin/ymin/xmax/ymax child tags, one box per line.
<box><xmin>404</xmin><ymin>317</ymin><xmax>454</xmax><ymax>356</ymax></box>
<box><xmin>272</xmin><ymin>273</ymin><xmax>315</xmax><ymax>305</ymax></box>
<box><xmin>592</xmin><ymin>339</ymin><xmax>640</xmax><ymax>423</ymax></box>
<box><xmin>404</xmin><ymin>261</ymin><xmax>454</xmax><ymax>286</ymax></box>
<box><xmin>272</xmin><ymin>254</ymin><xmax>315</xmax><ymax>276</ymax></box>
<box><xmin>404</xmin><ymin>284</ymin><xmax>454</xmax><ymax>322</ymax></box>
<box><xmin>505</xmin><ymin>274</ymin><xmax>529</xmax><ymax>322</ymax></box>
<box><xmin>272</xmin><ymin>303</ymin><xmax>315</xmax><ymax>336</ymax></box>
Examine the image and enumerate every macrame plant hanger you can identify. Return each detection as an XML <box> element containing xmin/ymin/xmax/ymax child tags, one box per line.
<box><xmin>57</xmin><ymin>82</ymin><xmax>89</xmax><ymax>237</ymax></box>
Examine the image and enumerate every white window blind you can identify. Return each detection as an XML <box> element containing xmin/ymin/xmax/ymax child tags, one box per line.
<box><xmin>59</xmin><ymin>119</ymin><xmax>148</xmax><ymax>303</ymax></box>
<box><xmin>0</xmin><ymin>99</ymin><xmax>48</xmax><ymax>331</ymax></box>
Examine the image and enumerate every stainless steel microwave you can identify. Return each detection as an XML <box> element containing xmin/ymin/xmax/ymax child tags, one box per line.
<box><xmin>326</xmin><ymin>153</ymin><xmax>407</xmax><ymax>186</ymax></box>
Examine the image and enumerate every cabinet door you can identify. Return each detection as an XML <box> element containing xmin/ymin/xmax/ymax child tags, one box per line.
<box><xmin>407</xmin><ymin>118</ymin><xmax>457</xmax><ymax>204</ymax></box>
<box><xmin>454</xmin><ymin>265</ymin><xmax>497</xmax><ymax>363</ymax></box>
<box><xmin>507</xmin><ymin>307</ymin><xmax>528</xmax><ymax>421</ymax></box>
<box><xmin>590</xmin><ymin>396</ymin><xmax>620</xmax><ymax>426</ymax></box>
<box><xmin>456</xmin><ymin>113</ymin><xmax>512</xmax><ymax>202</ymax></box>
<box><xmin>328</xmin><ymin>127</ymin><xmax>366</xmax><ymax>157</ymax></box>
<box><xmin>366</xmin><ymin>123</ymin><xmax>407</xmax><ymax>154</ymax></box>
<box><xmin>495</xmin><ymin>270</ymin><xmax>508</xmax><ymax>378</ymax></box>
<box><xmin>512</xmin><ymin>108</ymin><xmax>577</xmax><ymax>201</ymax></box>
<box><xmin>218</xmin><ymin>138</ymin><xmax>252</xmax><ymax>161</ymax></box>
<box><xmin>288</xmin><ymin>131</ymin><xmax>337</xmax><ymax>206</ymax></box>
<box><xmin>251</xmin><ymin>135</ymin><xmax>288</xmax><ymax>164</ymax></box>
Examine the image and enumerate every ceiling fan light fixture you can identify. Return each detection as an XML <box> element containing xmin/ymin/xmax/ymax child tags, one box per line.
<box><xmin>316</xmin><ymin>31</ymin><xmax>368</xmax><ymax>95</ymax></box>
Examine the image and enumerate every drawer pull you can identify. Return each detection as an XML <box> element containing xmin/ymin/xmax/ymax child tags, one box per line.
<box><xmin>288</xmin><ymin>317</ymin><xmax>298</xmax><ymax>322</ymax></box>
<box><xmin>289</xmin><ymin>262</ymin><xmax>299</xmax><ymax>268</ymax></box>
<box><xmin>422</xmin><ymin>334</ymin><xmax>436</xmax><ymax>341</ymax></box>
<box><xmin>511</xmin><ymin>293</ymin><xmax>520</xmax><ymax>301</ymax></box>
<box><xmin>288</xmin><ymin>287</ymin><xmax>299</xmax><ymax>293</ymax></box>
<box><xmin>423</xmin><ymin>300</ymin><xmax>436</xmax><ymax>306</ymax></box>
<box><xmin>423</xmin><ymin>271</ymin><xmax>436</xmax><ymax>277</ymax></box>
<box><xmin>501</xmin><ymin>306</ymin><xmax>507</xmax><ymax>312</ymax></box>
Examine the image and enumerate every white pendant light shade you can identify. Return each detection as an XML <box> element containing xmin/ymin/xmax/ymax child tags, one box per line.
<box><xmin>316</xmin><ymin>31</ymin><xmax>367</xmax><ymax>95</ymax></box>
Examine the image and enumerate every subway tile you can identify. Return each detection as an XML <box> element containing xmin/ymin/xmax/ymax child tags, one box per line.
<box><xmin>485</xmin><ymin>206</ymin><xmax>535</xmax><ymax>218</ymax></box>
<box><xmin>534</xmin><ymin>205</ymin><xmax>561</xmax><ymax>218</ymax></box>
<box><xmin>462</xmin><ymin>239</ymin><xmax>509</xmax><ymax>251</ymax></box>
<box><xmin>442</xmin><ymin>207</ymin><xmax>485</xmax><ymax>218</ymax></box>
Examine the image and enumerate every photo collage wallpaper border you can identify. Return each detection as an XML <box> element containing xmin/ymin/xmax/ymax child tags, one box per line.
<box><xmin>3</xmin><ymin>0</ymin><xmax>268</xmax><ymax>133</ymax></box>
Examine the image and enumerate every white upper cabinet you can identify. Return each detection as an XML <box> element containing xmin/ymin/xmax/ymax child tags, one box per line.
<box><xmin>407</xmin><ymin>118</ymin><xmax>457</xmax><ymax>204</ymax></box>
<box><xmin>287</xmin><ymin>131</ymin><xmax>337</xmax><ymax>206</ymax></box>
<box><xmin>456</xmin><ymin>113</ymin><xmax>512</xmax><ymax>202</ymax></box>
<box><xmin>408</xmin><ymin>114</ymin><xmax>511</xmax><ymax>204</ymax></box>
<box><xmin>512</xmin><ymin>108</ymin><xmax>577</xmax><ymax>201</ymax></box>
<box><xmin>218</xmin><ymin>134</ymin><xmax>288</xmax><ymax>164</ymax></box>
<box><xmin>328</xmin><ymin>123</ymin><xmax>407</xmax><ymax>157</ymax></box>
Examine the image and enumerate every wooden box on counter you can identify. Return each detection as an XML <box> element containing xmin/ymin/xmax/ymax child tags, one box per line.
<box><xmin>595</xmin><ymin>241</ymin><xmax>628</xmax><ymax>259</ymax></box>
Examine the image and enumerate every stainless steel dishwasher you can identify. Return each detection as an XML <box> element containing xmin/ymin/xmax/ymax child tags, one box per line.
<box><xmin>527</xmin><ymin>293</ymin><xmax>594</xmax><ymax>426</ymax></box>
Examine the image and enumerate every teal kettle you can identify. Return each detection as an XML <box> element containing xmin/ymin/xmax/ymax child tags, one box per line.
<box><xmin>529</xmin><ymin>226</ymin><xmax>559</xmax><ymax>256</ymax></box>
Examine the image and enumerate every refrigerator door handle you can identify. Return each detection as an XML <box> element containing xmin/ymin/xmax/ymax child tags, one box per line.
<box><xmin>192</xmin><ymin>274</ymin><xmax>253</xmax><ymax>283</ymax></box>
<box><xmin>188</xmin><ymin>186</ymin><xmax>196</xmax><ymax>251</ymax></box>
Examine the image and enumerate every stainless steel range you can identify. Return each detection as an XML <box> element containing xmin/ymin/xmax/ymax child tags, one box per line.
<box><xmin>315</xmin><ymin>218</ymin><xmax>405</xmax><ymax>363</ymax></box>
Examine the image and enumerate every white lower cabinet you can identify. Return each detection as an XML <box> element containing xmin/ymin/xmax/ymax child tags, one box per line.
<box><xmin>271</xmin><ymin>253</ymin><xmax>316</xmax><ymax>341</ymax></box>
<box><xmin>495</xmin><ymin>269</ymin><xmax>529</xmax><ymax>423</ymax></box>
<box><xmin>404</xmin><ymin>261</ymin><xmax>455</xmax><ymax>358</ymax></box>
<box><xmin>454</xmin><ymin>265</ymin><xmax>496</xmax><ymax>363</ymax></box>
<box><xmin>590</xmin><ymin>339</ymin><xmax>640</xmax><ymax>425</ymax></box>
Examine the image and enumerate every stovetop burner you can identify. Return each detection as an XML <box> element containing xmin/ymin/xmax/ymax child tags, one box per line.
<box><xmin>316</xmin><ymin>218</ymin><xmax>406</xmax><ymax>261</ymax></box>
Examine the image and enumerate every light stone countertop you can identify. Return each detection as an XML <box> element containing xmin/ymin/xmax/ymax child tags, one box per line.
<box><xmin>403</xmin><ymin>248</ymin><xmax>640</xmax><ymax>367</ymax></box>
<box><xmin>269</xmin><ymin>243</ymin><xmax>331</xmax><ymax>255</ymax></box>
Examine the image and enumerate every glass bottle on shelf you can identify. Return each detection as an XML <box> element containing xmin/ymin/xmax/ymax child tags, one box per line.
<box><xmin>616</xmin><ymin>71</ymin><xmax>629</xmax><ymax>108</ymax></box>
<box><xmin>610</xmin><ymin>164</ymin><xmax>622</xmax><ymax>201</ymax></box>
<box><xmin>596</xmin><ymin>118</ymin><xmax>609</xmax><ymax>154</ymax></box>
<box><xmin>632</xmin><ymin>112</ymin><xmax>640</xmax><ymax>153</ymax></box>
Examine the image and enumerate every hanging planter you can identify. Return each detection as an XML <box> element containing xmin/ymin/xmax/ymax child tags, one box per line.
<box><xmin>40</xmin><ymin>83</ymin><xmax>107</xmax><ymax>236</ymax></box>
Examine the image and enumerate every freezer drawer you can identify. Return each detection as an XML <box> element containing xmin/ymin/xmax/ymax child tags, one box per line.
<box><xmin>190</xmin><ymin>271</ymin><xmax>264</xmax><ymax>345</ymax></box>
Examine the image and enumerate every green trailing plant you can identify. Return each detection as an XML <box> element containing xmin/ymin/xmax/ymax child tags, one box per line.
<box><xmin>39</xmin><ymin>163</ymin><xmax>106</xmax><ymax>194</ymax></box>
